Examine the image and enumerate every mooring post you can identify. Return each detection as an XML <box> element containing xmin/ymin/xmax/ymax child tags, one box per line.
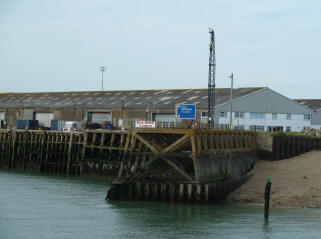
<box><xmin>264</xmin><ymin>178</ymin><xmax>272</xmax><ymax>219</ymax></box>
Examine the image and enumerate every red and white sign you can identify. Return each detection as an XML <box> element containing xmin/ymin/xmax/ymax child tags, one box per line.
<box><xmin>135</xmin><ymin>121</ymin><xmax>156</xmax><ymax>128</ymax></box>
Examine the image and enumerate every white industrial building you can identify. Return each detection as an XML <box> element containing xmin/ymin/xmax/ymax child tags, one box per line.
<box><xmin>215</xmin><ymin>87</ymin><xmax>313</xmax><ymax>132</ymax></box>
<box><xmin>294</xmin><ymin>99</ymin><xmax>321</xmax><ymax>130</ymax></box>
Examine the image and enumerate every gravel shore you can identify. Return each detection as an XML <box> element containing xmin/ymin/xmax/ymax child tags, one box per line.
<box><xmin>227</xmin><ymin>150</ymin><xmax>321</xmax><ymax>208</ymax></box>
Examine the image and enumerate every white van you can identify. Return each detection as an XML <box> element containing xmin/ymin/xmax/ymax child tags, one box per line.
<box><xmin>63</xmin><ymin>121</ymin><xmax>82</xmax><ymax>132</ymax></box>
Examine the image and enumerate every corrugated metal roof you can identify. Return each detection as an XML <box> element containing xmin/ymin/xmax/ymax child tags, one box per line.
<box><xmin>294</xmin><ymin>99</ymin><xmax>321</xmax><ymax>111</ymax></box>
<box><xmin>0</xmin><ymin>87</ymin><xmax>265</xmax><ymax>109</ymax></box>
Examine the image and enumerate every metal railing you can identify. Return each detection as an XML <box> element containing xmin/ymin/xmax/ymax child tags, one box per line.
<box><xmin>129</xmin><ymin>121</ymin><xmax>254</xmax><ymax>131</ymax></box>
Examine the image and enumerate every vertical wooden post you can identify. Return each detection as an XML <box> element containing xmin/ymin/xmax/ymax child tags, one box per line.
<box><xmin>204</xmin><ymin>184</ymin><xmax>209</xmax><ymax>203</ymax></box>
<box><xmin>54</xmin><ymin>133</ymin><xmax>59</xmax><ymax>172</ymax></box>
<box><xmin>135</xmin><ymin>182</ymin><xmax>142</xmax><ymax>200</ymax></box>
<box><xmin>209</xmin><ymin>133</ymin><xmax>214</xmax><ymax>151</ymax></box>
<box><xmin>195</xmin><ymin>184</ymin><xmax>201</xmax><ymax>203</ymax></box>
<box><xmin>186</xmin><ymin>184</ymin><xmax>192</xmax><ymax>202</ymax></box>
<box><xmin>178</xmin><ymin>183</ymin><xmax>184</xmax><ymax>202</ymax></box>
<box><xmin>143</xmin><ymin>182</ymin><xmax>150</xmax><ymax>200</ymax></box>
<box><xmin>131</xmin><ymin>141</ymin><xmax>142</xmax><ymax>176</ymax></box>
<box><xmin>23</xmin><ymin>130</ymin><xmax>28</xmax><ymax>170</ymax></box>
<box><xmin>80</xmin><ymin>131</ymin><xmax>88</xmax><ymax>175</ymax></box>
<box><xmin>151</xmin><ymin>183</ymin><xmax>159</xmax><ymax>201</ymax></box>
<box><xmin>100</xmin><ymin>132</ymin><xmax>105</xmax><ymax>155</ymax></box>
<box><xmin>91</xmin><ymin>132</ymin><xmax>96</xmax><ymax>159</ymax></box>
<box><xmin>168</xmin><ymin>183</ymin><xmax>176</xmax><ymax>202</ymax></box>
<box><xmin>191</xmin><ymin>135</ymin><xmax>200</xmax><ymax>182</ymax></box>
<box><xmin>202</xmin><ymin>133</ymin><xmax>209</xmax><ymax>152</ymax></box>
<box><xmin>118</xmin><ymin>131</ymin><xmax>131</xmax><ymax>178</ymax></box>
<box><xmin>10</xmin><ymin>129</ymin><xmax>16</xmax><ymax>170</ymax></box>
<box><xmin>39</xmin><ymin>131</ymin><xmax>46</xmax><ymax>172</ymax></box>
<box><xmin>67</xmin><ymin>132</ymin><xmax>74</xmax><ymax>175</ymax></box>
<box><xmin>264</xmin><ymin>178</ymin><xmax>272</xmax><ymax>219</ymax></box>
<box><xmin>160</xmin><ymin>183</ymin><xmax>167</xmax><ymax>201</ymax></box>
<box><xmin>127</xmin><ymin>183</ymin><xmax>134</xmax><ymax>200</ymax></box>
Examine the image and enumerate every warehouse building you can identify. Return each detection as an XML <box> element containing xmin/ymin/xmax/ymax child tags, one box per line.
<box><xmin>0</xmin><ymin>87</ymin><xmax>316</xmax><ymax>132</ymax></box>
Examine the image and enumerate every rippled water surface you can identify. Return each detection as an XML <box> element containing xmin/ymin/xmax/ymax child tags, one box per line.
<box><xmin>1</xmin><ymin>169</ymin><xmax>321</xmax><ymax>239</ymax></box>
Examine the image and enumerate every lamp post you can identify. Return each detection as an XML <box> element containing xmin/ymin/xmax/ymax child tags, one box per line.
<box><xmin>99</xmin><ymin>66</ymin><xmax>106</xmax><ymax>92</ymax></box>
<box><xmin>229</xmin><ymin>73</ymin><xmax>233</xmax><ymax>129</ymax></box>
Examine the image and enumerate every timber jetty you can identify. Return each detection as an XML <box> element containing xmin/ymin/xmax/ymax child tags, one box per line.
<box><xmin>107</xmin><ymin>128</ymin><xmax>256</xmax><ymax>203</ymax></box>
<box><xmin>0</xmin><ymin>128</ymin><xmax>257</xmax><ymax>203</ymax></box>
<box><xmin>1</xmin><ymin>128</ymin><xmax>320</xmax><ymax>203</ymax></box>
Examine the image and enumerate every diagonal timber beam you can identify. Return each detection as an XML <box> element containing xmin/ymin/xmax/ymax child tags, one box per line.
<box><xmin>162</xmin><ymin>158</ymin><xmax>194</xmax><ymax>182</ymax></box>
<box><xmin>135</xmin><ymin>133</ymin><xmax>160</xmax><ymax>154</ymax></box>
<box><xmin>163</xmin><ymin>135</ymin><xmax>191</xmax><ymax>154</ymax></box>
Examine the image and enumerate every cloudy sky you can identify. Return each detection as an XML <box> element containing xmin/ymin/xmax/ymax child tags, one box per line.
<box><xmin>0</xmin><ymin>0</ymin><xmax>320</xmax><ymax>98</ymax></box>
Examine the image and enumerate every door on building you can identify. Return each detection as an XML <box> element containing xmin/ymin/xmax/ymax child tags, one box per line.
<box><xmin>268</xmin><ymin>126</ymin><xmax>283</xmax><ymax>132</ymax></box>
<box><xmin>34</xmin><ymin>112</ymin><xmax>54</xmax><ymax>128</ymax></box>
<box><xmin>88</xmin><ymin>112</ymin><xmax>112</xmax><ymax>124</ymax></box>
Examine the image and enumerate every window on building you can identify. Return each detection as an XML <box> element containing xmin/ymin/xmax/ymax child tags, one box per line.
<box><xmin>201</xmin><ymin>111</ymin><xmax>208</xmax><ymax>118</ymax></box>
<box><xmin>250</xmin><ymin>112</ymin><xmax>265</xmax><ymax>119</ymax></box>
<box><xmin>304</xmin><ymin>114</ymin><xmax>311</xmax><ymax>120</ymax></box>
<box><xmin>218</xmin><ymin>124</ymin><xmax>229</xmax><ymax>129</ymax></box>
<box><xmin>234</xmin><ymin>125</ymin><xmax>245</xmax><ymax>130</ymax></box>
<box><xmin>286</xmin><ymin>114</ymin><xmax>292</xmax><ymax>120</ymax></box>
<box><xmin>250</xmin><ymin>125</ymin><xmax>265</xmax><ymax>131</ymax></box>
<box><xmin>272</xmin><ymin>113</ymin><xmax>277</xmax><ymax>120</ymax></box>
<box><xmin>219</xmin><ymin>112</ymin><xmax>226</xmax><ymax>118</ymax></box>
<box><xmin>286</xmin><ymin>126</ymin><xmax>291</xmax><ymax>132</ymax></box>
<box><xmin>235</xmin><ymin>112</ymin><xmax>244</xmax><ymax>119</ymax></box>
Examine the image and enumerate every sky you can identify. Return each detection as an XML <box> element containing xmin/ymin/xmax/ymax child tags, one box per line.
<box><xmin>0</xmin><ymin>0</ymin><xmax>320</xmax><ymax>98</ymax></box>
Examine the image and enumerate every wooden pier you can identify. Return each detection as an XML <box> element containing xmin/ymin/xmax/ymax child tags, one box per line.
<box><xmin>0</xmin><ymin>128</ymin><xmax>257</xmax><ymax>203</ymax></box>
<box><xmin>107</xmin><ymin>128</ymin><xmax>257</xmax><ymax>203</ymax></box>
<box><xmin>0</xmin><ymin>129</ymin><xmax>128</xmax><ymax>176</ymax></box>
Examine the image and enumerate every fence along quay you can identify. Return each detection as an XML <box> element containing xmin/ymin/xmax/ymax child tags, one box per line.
<box><xmin>0</xmin><ymin>128</ymin><xmax>257</xmax><ymax>203</ymax></box>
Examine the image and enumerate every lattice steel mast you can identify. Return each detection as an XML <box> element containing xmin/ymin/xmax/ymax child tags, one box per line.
<box><xmin>208</xmin><ymin>28</ymin><xmax>216</xmax><ymax>128</ymax></box>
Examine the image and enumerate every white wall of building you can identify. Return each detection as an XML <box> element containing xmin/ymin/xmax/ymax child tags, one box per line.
<box><xmin>217</xmin><ymin>111</ymin><xmax>311</xmax><ymax>132</ymax></box>
<box><xmin>214</xmin><ymin>88</ymin><xmax>313</xmax><ymax>132</ymax></box>
<box><xmin>311</xmin><ymin>109</ymin><xmax>321</xmax><ymax>129</ymax></box>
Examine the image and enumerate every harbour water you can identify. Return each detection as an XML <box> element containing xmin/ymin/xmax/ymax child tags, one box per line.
<box><xmin>1</xmin><ymin>169</ymin><xmax>321</xmax><ymax>239</ymax></box>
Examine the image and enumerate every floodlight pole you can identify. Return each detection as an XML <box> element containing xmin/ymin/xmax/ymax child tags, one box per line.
<box><xmin>229</xmin><ymin>73</ymin><xmax>233</xmax><ymax>129</ymax></box>
<box><xmin>100</xmin><ymin>66</ymin><xmax>106</xmax><ymax>92</ymax></box>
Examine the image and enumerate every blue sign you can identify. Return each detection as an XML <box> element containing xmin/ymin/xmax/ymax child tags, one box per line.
<box><xmin>176</xmin><ymin>104</ymin><xmax>196</xmax><ymax>119</ymax></box>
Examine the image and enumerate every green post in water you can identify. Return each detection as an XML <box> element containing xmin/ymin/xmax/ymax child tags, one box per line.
<box><xmin>264</xmin><ymin>178</ymin><xmax>272</xmax><ymax>219</ymax></box>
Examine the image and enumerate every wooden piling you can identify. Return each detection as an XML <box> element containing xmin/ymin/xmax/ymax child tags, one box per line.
<box><xmin>264</xmin><ymin>179</ymin><xmax>272</xmax><ymax>219</ymax></box>
<box><xmin>168</xmin><ymin>183</ymin><xmax>175</xmax><ymax>202</ymax></box>
<box><xmin>135</xmin><ymin>182</ymin><xmax>142</xmax><ymax>200</ymax></box>
<box><xmin>39</xmin><ymin>131</ymin><xmax>46</xmax><ymax>172</ymax></box>
<box><xmin>67</xmin><ymin>132</ymin><xmax>74</xmax><ymax>175</ymax></box>
<box><xmin>143</xmin><ymin>182</ymin><xmax>150</xmax><ymax>200</ymax></box>
<box><xmin>186</xmin><ymin>184</ymin><xmax>192</xmax><ymax>202</ymax></box>
<box><xmin>160</xmin><ymin>183</ymin><xmax>167</xmax><ymax>201</ymax></box>
<box><xmin>178</xmin><ymin>183</ymin><xmax>184</xmax><ymax>202</ymax></box>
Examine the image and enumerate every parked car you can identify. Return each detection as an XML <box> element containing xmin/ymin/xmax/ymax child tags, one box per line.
<box><xmin>63</xmin><ymin>121</ymin><xmax>82</xmax><ymax>132</ymax></box>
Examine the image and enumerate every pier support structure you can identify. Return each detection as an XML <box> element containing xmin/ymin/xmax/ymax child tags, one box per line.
<box><xmin>107</xmin><ymin>128</ymin><xmax>257</xmax><ymax>203</ymax></box>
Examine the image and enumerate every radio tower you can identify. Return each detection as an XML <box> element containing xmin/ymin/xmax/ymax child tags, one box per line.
<box><xmin>208</xmin><ymin>28</ymin><xmax>216</xmax><ymax>128</ymax></box>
